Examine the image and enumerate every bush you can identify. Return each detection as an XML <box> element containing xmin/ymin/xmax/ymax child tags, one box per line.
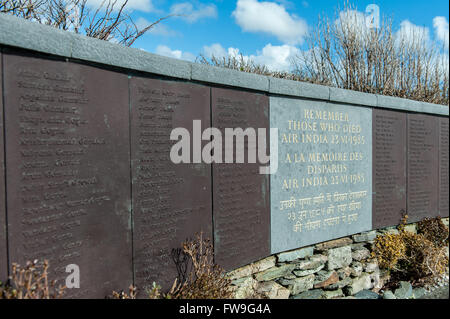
<box><xmin>168</xmin><ymin>232</ymin><xmax>233</xmax><ymax>299</ymax></box>
<box><xmin>373</xmin><ymin>216</ymin><xmax>449</xmax><ymax>286</ymax></box>
<box><xmin>111</xmin><ymin>232</ymin><xmax>233</xmax><ymax>299</ymax></box>
<box><xmin>399</xmin><ymin>232</ymin><xmax>447</xmax><ymax>283</ymax></box>
<box><xmin>372</xmin><ymin>233</ymin><xmax>406</xmax><ymax>269</ymax></box>
<box><xmin>0</xmin><ymin>260</ymin><xmax>65</xmax><ymax>299</ymax></box>
<box><xmin>417</xmin><ymin>217</ymin><xmax>449</xmax><ymax>247</ymax></box>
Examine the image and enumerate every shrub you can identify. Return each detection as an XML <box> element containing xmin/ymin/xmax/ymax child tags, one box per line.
<box><xmin>372</xmin><ymin>233</ymin><xmax>406</xmax><ymax>269</ymax></box>
<box><xmin>373</xmin><ymin>215</ymin><xmax>449</xmax><ymax>286</ymax></box>
<box><xmin>110</xmin><ymin>285</ymin><xmax>137</xmax><ymax>299</ymax></box>
<box><xmin>399</xmin><ymin>232</ymin><xmax>448</xmax><ymax>284</ymax></box>
<box><xmin>417</xmin><ymin>217</ymin><xmax>449</xmax><ymax>247</ymax></box>
<box><xmin>0</xmin><ymin>260</ymin><xmax>65</xmax><ymax>299</ymax></box>
<box><xmin>168</xmin><ymin>232</ymin><xmax>233</xmax><ymax>299</ymax></box>
<box><xmin>110</xmin><ymin>232</ymin><xmax>233</xmax><ymax>299</ymax></box>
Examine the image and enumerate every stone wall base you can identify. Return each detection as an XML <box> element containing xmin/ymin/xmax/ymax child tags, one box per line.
<box><xmin>227</xmin><ymin>218</ymin><xmax>450</xmax><ymax>299</ymax></box>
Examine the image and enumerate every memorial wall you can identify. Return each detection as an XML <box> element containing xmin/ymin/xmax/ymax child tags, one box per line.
<box><xmin>270</xmin><ymin>97</ymin><xmax>372</xmax><ymax>253</ymax></box>
<box><xmin>0</xmin><ymin>14</ymin><xmax>448</xmax><ymax>298</ymax></box>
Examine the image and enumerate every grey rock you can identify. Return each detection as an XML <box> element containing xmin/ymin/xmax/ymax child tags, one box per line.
<box><xmin>233</xmin><ymin>277</ymin><xmax>258</xmax><ymax>299</ymax></box>
<box><xmin>231</xmin><ymin>276</ymin><xmax>253</xmax><ymax>286</ymax></box>
<box><xmin>277</xmin><ymin>246</ymin><xmax>314</xmax><ymax>263</ymax></box>
<box><xmin>322</xmin><ymin>289</ymin><xmax>344</xmax><ymax>299</ymax></box>
<box><xmin>350</xmin><ymin>261</ymin><xmax>363</xmax><ymax>277</ymax></box>
<box><xmin>351</xmin><ymin>243</ymin><xmax>367</xmax><ymax>251</ymax></box>
<box><xmin>228</xmin><ymin>256</ymin><xmax>276</xmax><ymax>280</ymax></box>
<box><xmin>352</xmin><ymin>231</ymin><xmax>377</xmax><ymax>243</ymax></box>
<box><xmin>354</xmin><ymin>290</ymin><xmax>381</xmax><ymax>299</ymax></box>
<box><xmin>344</xmin><ymin>273</ymin><xmax>372</xmax><ymax>295</ymax></box>
<box><xmin>293</xmin><ymin>264</ymin><xmax>325</xmax><ymax>277</ymax></box>
<box><xmin>315</xmin><ymin>238</ymin><xmax>353</xmax><ymax>251</ymax></box>
<box><xmin>403</xmin><ymin>224</ymin><xmax>417</xmax><ymax>234</ymax></box>
<box><xmin>291</xmin><ymin>289</ymin><xmax>324</xmax><ymax>299</ymax></box>
<box><xmin>255</xmin><ymin>264</ymin><xmax>296</xmax><ymax>281</ymax></box>
<box><xmin>285</xmin><ymin>274</ymin><xmax>315</xmax><ymax>295</ymax></box>
<box><xmin>370</xmin><ymin>271</ymin><xmax>383</xmax><ymax>291</ymax></box>
<box><xmin>364</xmin><ymin>260</ymin><xmax>379</xmax><ymax>273</ymax></box>
<box><xmin>327</xmin><ymin>246</ymin><xmax>352</xmax><ymax>270</ymax></box>
<box><xmin>382</xmin><ymin>291</ymin><xmax>397</xmax><ymax>299</ymax></box>
<box><xmin>352</xmin><ymin>247</ymin><xmax>371</xmax><ymax>261</ymax></box>
<box><xmin>309</xmin><ymin>254</ymin><xmax>328</xmax><ymax>264</ymax></box>
<box><xmin>394</xmin><ymin>281</ymin><xmax>413</xmax><ymax>299</ymax></box>
<box><xmin>314</xmin><ymin>271</ymin><xmax>339</xmax><ymax>288</ymax></box>
<box><xmin>255</xmin><ymin>281</ymin><xmax>290</xmax><ymax>299</ymax></box>
<box><xmin>337</xmin><ymin>266</ymin><xmax>352</xmax><ymax>280</ymax></box>
<box><xmin>412</xmin><ymin>287</ymin><xmax>427</xmax><ymax>299</ymax></box>
<box><xmin>295</xmin><ymin>254</ymin><xmax>328</xmax><ymax>271</ymax></box>
<box><xmin>323</xmin><ymin>277</ymin><xmax>353</xmax><ymax>290</ymax></box>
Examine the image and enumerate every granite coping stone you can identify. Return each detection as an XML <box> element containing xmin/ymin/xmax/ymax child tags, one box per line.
<box><xmin>269</xmin><ymin>77</ymin><xmax>330</xmax><ymax>100</ymax></box>
<box><xmin>0</xmin><ymin>13</ymin><xmax>448</xmax><ymax>115</ymax></box>
<box><xmin>0</xmin><ymin>13</ymin><xmax>72</xmax><ymax>57</ymax></box>
<box><xmin>330</xmin><ymin>87</ymin><xmax>377</xmax><ymax>107</ymax></box>
<box><xmin>191</xmin><ymin>63</ymin><xmax>269</xmax><ymax>92</ymax></box>
<box><xmin>377</xmin><ymin>94</ymin><xmax>448</xmax><ymax>116</ymax></box>
<box><xmin>71</xmin><ymin>33</ymin><xmax>192</xmax><ymax>80</ymax></box>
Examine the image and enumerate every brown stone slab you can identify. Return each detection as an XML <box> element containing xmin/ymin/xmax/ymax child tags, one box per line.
<box><xmin>130</xmin><ymin>77</ymin><xmax>212</xmax><ymax>294</ymax></box>
<box><xmin>439</xmin><ymin>117</ymin><xmax>449</xmax><ymax>217</ymax></box>
<box><xmin>0</xmin><ymin>51</ymin><xmax>7</xmax><ymax>281</ymax></box>
<box><xmin>372</xmin><ymin>109</ymin><xmax>407</xmax><ymax>228</ymax></box>
<box><xmin>211</xmin><ymin>87</ymin><xmax>270</xmax><ymax>271</ymax></box>
<box><xmin>407</xmin><ymin>114</ymin><xmax>439</xmax><ymax>223</ymax></box>
<box><xmin>3</xmin><ymin>52</ymin><xmax>132</xmax><ymax>298</ymax></box>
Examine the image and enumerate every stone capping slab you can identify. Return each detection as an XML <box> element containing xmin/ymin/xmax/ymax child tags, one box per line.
<box><xmin>269</xmin><ymin>77</ymin><xmax>330</xmax><ymax>100</ymax></box>
<box><xmin>191</xmin><ymin>63</ymin><xmax>269</xmax><ymax>92</ymax></box>
<box><xmin>0</xmin><ymin>12</ymin><xmax>72</xmax><ymax>57</ymax></box>
<box><xmin>0</xmin><ymin>13</ymin><xmax>448</xmax><ymax>116</ymax></box>
<box><xmin>71</xmin><ymin>33</ymin><xmax>192</xmax><ymax>80</ymax></box>
<box><xmin>376</xmin><ymin>94</ymin><xmax>448</xmax><ymax>116</ymax></box>
<box><xmin>330</xmin><ymin>87</ymin><xmax>377</xmax><ymax>107</ymax></box>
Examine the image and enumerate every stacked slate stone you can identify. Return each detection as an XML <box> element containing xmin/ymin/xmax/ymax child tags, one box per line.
<box><xmin>227</xmin><ymin>218</ymin><xmax>449</xmax><ymax>299</ymax></box>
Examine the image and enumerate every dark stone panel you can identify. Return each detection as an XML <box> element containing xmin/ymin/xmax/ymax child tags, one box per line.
<box><xmin>211</xmin><ymin>87</ymin><xmax>270</xmax><ymax>271</ymax></box>
<box><xmin>407</xmin><ymin>114</ymin><xmax>439</xmax><ymax>223</ymax></box>
<box><xmin>3</xmin><ymin>53</ymin><xmax>132</xmax><ymax>298</ymax></box>
<box><xmin>0</xmin><ymin>51</ymin><xmax>8</xmax><ymax>281</ymax></box>
<box><xmin>372</xmin><ymin>109</ymin><xmax>407</xmax><ymax>228</ymax></box>
<box><xmin>130</xmin><ymin>77</ymin><xmax>212</xmax><ymax>294</ymax></box>
<box><xmin>439</xmin><ymin>117</ymin><xmax>449</xmax><ymax>217</ymax></box>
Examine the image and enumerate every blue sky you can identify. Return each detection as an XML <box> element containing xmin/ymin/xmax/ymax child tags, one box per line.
<box><xmin>89</xmin><ymin>0</ymin><xmax>449</xmax><ymax>71</ymax></box>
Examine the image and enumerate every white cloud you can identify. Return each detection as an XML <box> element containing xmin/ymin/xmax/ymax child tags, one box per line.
<box><xmin>203</xmin><ymin>43</ymin><xmax>228</xmax><ymax>59</ymax></box>
<box><xmin>86</xmin><ymin>0</ymin><xmax>155</xmax><ymax>12</ymax></box>
<box><xmin>155</xmin><ymin>45</ymin><xmax>196</xmax><ymax>61</ymax></box>
<box><xmin>433</xmin><ymin>16</ymin><xmax>449</xmax><ymax>50</ymax></box>
<box><xmin>251</xmin><ymin>44</ymin><xmax>300</xmax><ymax>71</ymax></box>
<box><xmin>232</xmin><ymin>0</ymin><xmax>308</xmax><ymax>45</ymax></box>
<box><xmin>396</xmin><ymin>20</ymin><xmax>431</xmax><ymax>46</ymax></box>
<box><xmin>202</xmin><ymin>43</ymin><xmax>300</xmax><ymax>72</ymax></box>
<box><xmin>170</xmin><ymin>2</ymin><xmax>217</xmax><ymax>23</ymax></box>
